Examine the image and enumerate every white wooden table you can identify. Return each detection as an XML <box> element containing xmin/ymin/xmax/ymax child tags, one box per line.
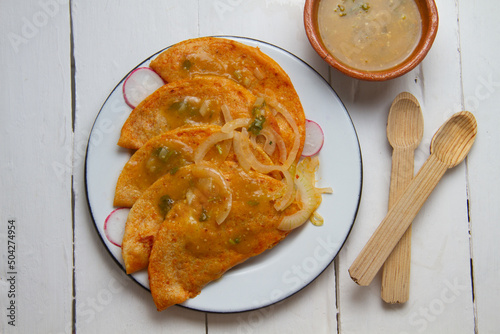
<box><xmin>1</xmin><ymin>0</ymin><xmax>498</xmax><ymax>333</ymax></box>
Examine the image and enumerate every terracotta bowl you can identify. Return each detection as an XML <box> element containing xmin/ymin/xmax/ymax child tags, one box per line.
<box><xmin>304</xmin><ymin>0</ymin><xmax>439</xmax><ymax>81</ymax></box>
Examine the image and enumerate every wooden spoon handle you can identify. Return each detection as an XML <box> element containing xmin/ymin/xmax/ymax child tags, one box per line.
<box><xmin>349</xmin><ymin>154</ymin><xmax>448</xmax><ymax>286</ymax></box>
<box><xmin>381</xmin><ymin>147</ymin><xmax>415</xmax><ymax>303</ymax></box>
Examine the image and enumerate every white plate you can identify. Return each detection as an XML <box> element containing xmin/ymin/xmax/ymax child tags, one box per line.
<box><xmin>85</xmin><ymin>36</ymin><xmax>362</xmax><ymax>313</ymax></box>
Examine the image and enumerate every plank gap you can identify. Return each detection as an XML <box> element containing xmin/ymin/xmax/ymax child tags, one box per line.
<box><xmin>465</xmin><ymin>157</ymin><xmax>478</xmax><ymax>334</ymax></box>
<box><xmin>71</xmin><ymin>175</ymin><xmax>77</xmax><ymax>334</ymax></box>
<box><xmin>197</xmin><ymin>0</ymin><xmax>201</xmax><ymax>37</ymax></box>
<box><xmin>456</xmin><ymin>0</ymin><xmax>466</xmax><ymax>111</ymax></box>
<box><xmin>457</xmin><ymin>0</ymin><xmax>477</xmax><ymax>330</ymax></box>
<box><xmin>69</xmin><ymin>0</ymin><xmax>77</xmax><ymax>333</ymax></box>
<box><xmin>334</xmin><ymin>256</ymin><xmax>341</xmax><ymax>334</ymax></box>
<box><xmin>330</xmin><ymin>62</ymin><xmax>341</xmax><ymax>334</ymax></box>
<box><xmin>470</xmin><ymin>257</ymin><xmax>478</xmax><ymax>334</ymax></box>
<box><xmin>70</xmin><ymin>0</ymin><xmax>76</xmax><ymax>132</ymax></box>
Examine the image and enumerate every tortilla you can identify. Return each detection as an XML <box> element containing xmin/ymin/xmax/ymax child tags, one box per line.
<box><xmin>121</xmin><ymin>164</ymin><xmax>192</xmax><ymax>275</ymax></box>
<box><xmin>147</xmin><ymin>161</ymin><xmax>290</xmax><ymax>311</ymax></box>
<box><xmin>118</xmin><ymin>75</ymin><xmax>256</xmax><ymax>150</ymax></box>
<box><xmin>114</xmin><ymin>124</ymin><xmax>282</xmax><ymax>208</ymax></box>
<box><xmin>149</xmin><ymin>37</ymin><xmax>306</xmax><ymax>161</ymax></box>
<box><xmin>115</xmin><ymin>125</ymin><xmax>213</xmax><ymax>207</ymax></box>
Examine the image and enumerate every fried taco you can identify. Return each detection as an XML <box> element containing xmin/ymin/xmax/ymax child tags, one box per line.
<box><xmin>146</xmin><ymin>161</ymin><xmax>291</xmax><ymax>311</ymax></box>
<box><xmin>149</xmin><ymin>37</ymin><xmax>306</xmax><ymax>164</ymax></box>
<box><xmin>114</xmin><ymin>124</ymin><xmax>284</xmax><ymax>209</ymax></box>
<box><xmin>118</xmin><ymin>75</ymin><xmax>258</xmax><ymax>150</ymax></box>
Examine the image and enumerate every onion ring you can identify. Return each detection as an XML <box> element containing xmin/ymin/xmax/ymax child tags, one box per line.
<box><xmin>191</xmin><ymin>164</ymin><xmax>232</xmax><ymax>225</ymax></box>
<box><xmin>194</xmin><ymin>131</ymin><xmax>234</xmax><ymax>163</ymax></box>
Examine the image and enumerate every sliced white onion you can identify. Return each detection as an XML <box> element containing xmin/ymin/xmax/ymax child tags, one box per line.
<box><xmin>185</xmin><ymin>96</ymin><xmax>201</xmax><ymax>105</ymax></box>
<box><xmin>247</xmin><ymin>140</ymin><xmax>282</xmax><ymax>180</ymax></box>
<box><xmin>194</xmin><ymin>131</ymin><xmax>234</xmax><ymax>163</ymax></box>
<box><xmin>232</xmin><ymin>131</ymin><xmax>252</xmax><ymax>172</ymax></box>
<box><xmin>197</xmin><ymin>177</ymin><xmax>213</xmax><ymax>196</ymax></box>
<box><xmin>317</xmin><ymin>187</ymin><xmax>333</xmax><ymax>194</ymax></box>
<box><xmin>253</xmin><ymin>129</ymin><xmax>276</xmax><ymax>156</ymax></box>
<box><xmin>310</xmin><ymin>211</ymin><xmax>324</xmax><ymax>227</ymax></box>
<box><xmin>221</xmin><ymin>104</ymin><xmax>233</xmax><ymax>123</ymax></box>
<box><xmin>261</xmin><ymin>128</ymin><xmax>287</xmax><ymax>163</ymax></box>
<box><xmin>278</xmin><ymin>209</ymin><xmax>312</xmax><ymax>231</ymax></box>
<box><xmin>297</xmin><ymin>155</ymin><xmax>319</xmax><ymax>185</ymax></box>
<box><xmin>239</xmin><ymin>128</ymin><xmax>275</xmax><ymax>174</ymax></box>
<box><xmin>199</xmin><ymin>99</ymin><xmax>210</xmax><ymax>117</ymax></box>
<box><xmin>273</xmin><ymin>167</ymin><xmax>295</xmax><ymax>212</ymax></box>
<box><xmin>191</xmin><ymin>164</ymin><xmax>232</xmax><ymax>225</ymax></box>
<box><xmin>217</xmin><ymin>138</ymin><xmax>232</xmax><ymax>162</ymax></box>
<box><xmin>221</xmin><ymin>118</ymin><xmax>251</xmax><ymax>133</ymax></box>
<box><xmin>186</xmin><ymin>189</ymin><xmax>195</xmax><ymax>205</ymax></box>
<box><xmin>278</xmin><ymin>167</ymin><xmax>318</xmax><ymax>230</ymax></box>
<box><xmin>264</xmin><ymin>92</ymin><xmax>301</xmax><ymax>169</ymax></box>
<box><xmin>254</xmin><ymin>96</ymin><xmax>265</xmax><ymax>107</ymax></box>
<box><xmin>234</xmin><ymin>129</ymin><xmax>294</xmax><ymax>211</ymax></box>
<box><xmin>253</xmin><ymin>67</ymin><xmax>265</xmax><ymax>80</ymax></box>
<box><xmin>250</xmin><ymin>133</ymin><xmax>258</xmax><ymax>146</ymax></box>
<box><xmin>278</xmin><ymin>156</ymin><xmax>331</xmax><ymax>230</ymax></box>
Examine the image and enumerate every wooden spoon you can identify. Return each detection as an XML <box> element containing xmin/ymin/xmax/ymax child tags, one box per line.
<box><xmin>349</xmin><ymin>111</ymin><xmax>477</xmax><ymax>286</ymax></box>
<box><xmin>381</xmin><ymin>92</ymin><xmax>424</xmax><ymax>303</ymax></box>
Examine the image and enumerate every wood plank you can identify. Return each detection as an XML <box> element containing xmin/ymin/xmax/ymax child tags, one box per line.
<box><xmin>459</xmin><ymin>0</ymin><xmax>500</xmax><ymax>332</ymax></box>
<box><xmin>334</xmin><ymin>0</ymin><xmax>475</xmax><ymax>332</ymax></box>
<box><xmin>71</xmin><ymin>1</ymin><xmax>206</xmax><ymax>331</ymax></box>
<box><xmin>198</xmin><ymin>0</ymin><xmax>330</xmax><ymax>80</ymax></box>
<box><xmin>0</xmin><ymin>0</ymin><xmax>73</xmax><ymax>333</ymax></box>
<box><xmin>208</xmin><ymin>263</ymin><xmax>337</xmax><ymax>334</ymax></box>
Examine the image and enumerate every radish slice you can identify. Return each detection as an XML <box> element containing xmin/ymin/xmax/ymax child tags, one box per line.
<box><xmin>104</xmin><ymin>207</ymin><xmax>130</xmax><ymax>247</ymax></box>
<box><xmin>302</xmin><ymin>119</ymin><xmax>324</xmax><ymax>157</ymax></box>
<box><xmin>122</xmin><ymin>67</ymin><xmax>164</xmax><ymax>108</ymax></box>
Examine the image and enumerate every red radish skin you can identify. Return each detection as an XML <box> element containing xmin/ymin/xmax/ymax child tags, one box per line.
<box><xmin>104</xmin><ymin>207</ymin><xmax>130</xmax><ymax>247</ymax></box>
<box><xmin>302</xmin><ymin>119</ymin><xmax>325</xmax><ymax>157</ymax></box>
<box><xmin>122</xmin><ymin>67</ymin><xmax>164</xmax><ymax>108</ymax></box>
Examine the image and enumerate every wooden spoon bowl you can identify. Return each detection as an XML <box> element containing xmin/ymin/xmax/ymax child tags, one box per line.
<box><xmin>431</xmin><ymin>111</ymin><xmax>478</xmax><ymax>167</ymax></box>
<box><xmin>387</xmin><ymin>93</ymin><xmax>424</xmax><ymax>150</ymax></box>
